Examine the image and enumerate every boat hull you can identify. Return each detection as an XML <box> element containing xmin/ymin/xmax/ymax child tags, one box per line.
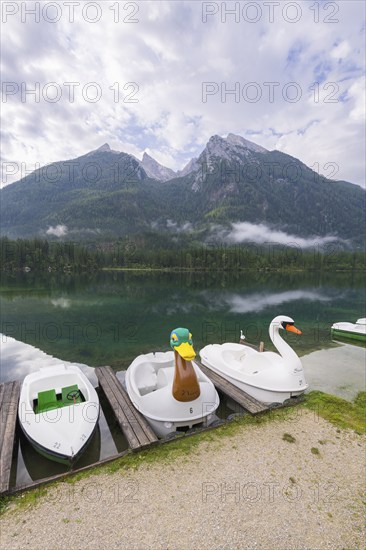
<box><xmin>20</xmin><ymin>421</ymin><xmax>98</xmax><ymax>465</ymax></box>
<box><xmin>331</xmin><ymin>320</ymin><xmax>366</xmax><ymax>343</ymax></box>
<box><xmin>125</xmin><ymin>352</ymin><xmax>220</xmax><ymax>438</ymax></box>
<box><xmin>143</xmin><ymin>414</ymin><xmax>215</xmax><ymax>438</ymax></box>
<box><xmin>18</xmin><ymin>365</ymin><xmax>100</xmax><ymax>465</ymax></box>
<box><xmin>201</xmin><ymin>356</ymin><xmax>306</xmax><ymax>404</ymax></box>
<box><xmin>200</xmin><ymin>341</ymin><xmax>308</xmax><ymax>404</ymax></box>
<box><xmin>331</xmin><ymin>328</ymin><xmax>366</xmax><ymax>343</ymax></box>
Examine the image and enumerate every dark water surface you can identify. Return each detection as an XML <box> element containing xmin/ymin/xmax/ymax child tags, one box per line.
<box><xmin>1</xmin><ymin>270</ymin><xmax>364</xmax><ymax>371</ymax></box>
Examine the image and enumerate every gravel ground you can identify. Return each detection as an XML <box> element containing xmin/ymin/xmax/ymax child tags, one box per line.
<box><xmin>1</xmin><ymin>409</ymin><xmax>365</xmax><ymax>550</ymax></box>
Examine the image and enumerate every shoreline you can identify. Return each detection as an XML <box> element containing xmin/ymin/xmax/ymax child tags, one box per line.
<box><xmin>102</xmin><ymin>267</ymin><xmax>366</xmax><ymax>273</ymax></box>
<box><xmin>2</xmin><ymin>266</ymin><xmax>366</xmax><ymax>274</ymax></box>
<box><xmin>1</xmin><ymin>401</ymin><xmax>365</xmax><ymax>549</ymax></box>
<box><xmin>1</xmin><ymin>391</ymin><xmax>365</xmax><ymax>501</ymax></box>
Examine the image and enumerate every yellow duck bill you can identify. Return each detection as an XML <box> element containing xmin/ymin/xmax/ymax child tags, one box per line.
<box><xmin>175</xmin><ymin>342</ymin><xmax>196</xmax><ymax>361</ymax></box>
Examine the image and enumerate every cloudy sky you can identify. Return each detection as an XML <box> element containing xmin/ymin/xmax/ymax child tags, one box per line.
<box><xmin>1</xmin><ymin>0</ymin><xmax>365</xmax><ymax>187</ymax></box>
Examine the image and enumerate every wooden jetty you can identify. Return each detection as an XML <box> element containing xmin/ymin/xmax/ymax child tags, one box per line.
<box><xmin>0</xmin><ymin>380</ymin><xmax>21</xmax><ymax>494</ymax></box>
<box><xmin>194</xmin><ymin>359</ymin><xmax>268</xmax><ymax>414</ymax></box>
<box><xmin>94</xmin><ymin>366</ymin><xmax>158</xmax><ymax>449</ymax></box>
<box><xmin>0</xmin><ymin>361</ymin><xmax>301</xmax><ymax>497</ymax></box>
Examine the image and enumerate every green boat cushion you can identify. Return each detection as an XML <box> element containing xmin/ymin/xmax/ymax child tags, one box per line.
<box><xmin>36</xmin><ymin>389</ymin><xmax>58</xmax><ymax>414</ymax></box>
<box><xmin>61</xmin><ymin>384</ymin><xmax>82</xmax><ymax>405</ymax></box>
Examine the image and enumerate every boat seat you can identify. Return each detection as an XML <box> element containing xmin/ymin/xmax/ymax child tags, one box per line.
<box><xmin>61</xmin><ymin>384</ymin><xmax>83</xmax><ymax>406</ymax></box>
<box><xmin>35</xmin><ymin>389</ymin><xmax>59</xmax><ymax>414</ymax></box>
<box><xmin>135</xmin><ymin>364</ymin><xmax>157</xmax><ymax>396</ymax></box>
<box><xmin>222</xmin><ymin>350</ymin><xmax>248</xmax><ymax>369</ymax></box>
<box><xmin>156</xmin><ymin>367</ymin><xmax>174</xmax><ymax>389</ymax></box>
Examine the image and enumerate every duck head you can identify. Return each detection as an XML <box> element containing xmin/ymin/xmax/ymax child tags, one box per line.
<box><xmin>170</xmin><ymin>328</ymin><xmax>196</xmax><ymax>360</ymax></box>
<box><xmin>170</xmin><ymin>328</ymin><xmax>200</xmax><ymax>402</ymax></box>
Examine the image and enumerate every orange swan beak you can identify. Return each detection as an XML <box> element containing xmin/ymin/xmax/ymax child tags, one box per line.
<box><xmin>285</xmin><ymin>324</ymin><xmax>302</xmax><ymax>335</ymax></box>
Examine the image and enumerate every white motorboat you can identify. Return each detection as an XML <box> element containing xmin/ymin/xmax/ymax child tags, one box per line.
<box><xmin>125</xmin><ymin>328</ymin><xmax>220</xmax><ymax>437</ymax></box>
<box><xmin>331</xmin><ymin>318</ymin><xmax>366</xmax><ymax>343</ymax></box>
<box><xmin>18</xmin><ymin>364</ymin><xmax>100</xmax><ymax>465</ymax></box>
<box><xmin>200</xmin><ymin>315</ymin><xmax>308</xmax><ymax>404</ymax></box>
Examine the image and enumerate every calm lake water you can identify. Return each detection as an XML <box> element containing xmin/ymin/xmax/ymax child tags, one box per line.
<box><xmin>1</xmin><ymin>270</ymin><xmax>365</xmax><ymax>368</ymax></box>
<box><xmin>1</xmin><ymin>270</ymin><xmax>365</xmax><ymax>487</ymax></box>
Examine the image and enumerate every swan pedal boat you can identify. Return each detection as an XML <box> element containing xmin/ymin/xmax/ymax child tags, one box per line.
<box><xmin>331</xmin><ymin>318</ymin><xmax>366</xmax><ymax>343</ymax></box>
<box><xmin>18</xmin><ymin>364</ymin><xmax>100</xmax><ymax>465</ymax></box>
<box><xmin>126</xmin><ymin>329</ymin><xmax>220</xmax><ymax>438</ymax></box>
<box><xmin>200</xmin><ymin>316</ymin><xmax>308</xmax><ymax>404</ymax></box>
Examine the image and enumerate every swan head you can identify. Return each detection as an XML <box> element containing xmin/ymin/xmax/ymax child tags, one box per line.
<box><xmin>270</xmin><ymin>315</ymin><xmax>302</xmax><ymax>335</ymax></box>
<box><xmin>170</xmin><ymin>327</ymin><xmax>196</xmax><ymax>361</ymax></box>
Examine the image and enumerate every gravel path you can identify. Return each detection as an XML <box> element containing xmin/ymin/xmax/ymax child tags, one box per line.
<box><xmin>1</xmin><ymin>409</ymin><xmax>365</xmax><ymax>550</ymax></box>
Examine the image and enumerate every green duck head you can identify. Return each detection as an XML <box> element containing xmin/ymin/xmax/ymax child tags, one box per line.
<box><xmin>170</xmin><ymin>327</ymin><xmax>196</xmax><ymax>361</ymax></box>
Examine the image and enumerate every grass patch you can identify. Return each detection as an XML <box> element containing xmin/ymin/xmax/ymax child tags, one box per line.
<box><xmin>282</xmin><ymin>433</ymin><xmax>296</xmax><ymax>443</ymax></box>
<box><xmin>1</xmin><ymin>390</ymin><xmax>364</xmax><ymax>516</ymax></box>
<box><xmin>303</xmin><ymin>391</ymin><xmax>366</xmax><ymax>434</ymax></box>
<box><xmin>311</xmin><ymin>447</ymin><xmax>320</xmax><ymax>456</ymax></box>
<box><xmin>0</xmin><ymin>496</ymin><xmax>11</xmax><ymax>515</ymax></box>
<box><xmin>0</xmin><ymin>406</ymin><xmax>296</xmax><ymax>515</ymax></box>
<box><xmin>0</xmin><ymin>487</ymin><xmax>48</xmax><ymax>517</ymax></box>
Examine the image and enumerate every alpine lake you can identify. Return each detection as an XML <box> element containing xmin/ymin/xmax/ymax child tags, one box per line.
<box><xmin>1</xmin><ymin>269</ymin><xmax>365</xmax><ymax>488</ymax></box>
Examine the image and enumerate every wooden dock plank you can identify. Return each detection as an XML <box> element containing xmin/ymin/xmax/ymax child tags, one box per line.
<box><xmin>103</xmin><ymin>367</ymin><xmax>158</xmax><ymax>445</ymax></box>
<box><xmin>95</xmin><ymin>367</ymin><xmax>158</xmax><ymax>449</ymax></box>
<box><xmin>195</xmin><ymin>360</ymin><xmax>269</xmax><ymax>414</ymax></box>
<box><xmin>200</xmin><ymin>365</ymin><xmax>267</xmax><ymax>413</ymax></box>
<box><xmin>0</xmin><ymin>380</ymin><xmax>21</xmax><ymax>494</ymax></box>
<box><xmin>103</xmin><ymin>367</ymin><xmax>158</xmax><ymax>444</ymax></box>
<box><xmin>0</xmin><ymin>383</ymin><xmax>6</xmax><ymax>409</ymax></box>
<box><xmin>0</xmin><ymin>382</ymin><xmax>15</xmax><ymax>454</ymax></box>
<box><xmin>98</xmin><ymin>369</ymin><xmax>156</xmax><ymax>447</ymax></box>
<box><xmin>97</xmin><ymin>368</ymin><xmax>151</xmax><ymax>447</ymax></box>
<box><xmin>95</xmin><ymin>368</ymin><xmax>141</xmax><ymax>449</ymax></box>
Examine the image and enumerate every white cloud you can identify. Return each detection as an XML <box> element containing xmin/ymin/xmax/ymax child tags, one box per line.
<box><xmin>166</xmin><ymin>219</ymin><xmax>193</xmax><ymax>232</ymax></box>
<box><xmin>225</xmin><ymin>290</ymin><xmax>331</xmax><ymax>314</ymax></box>
<box><xmin>0</xmin><ymin>334</ymin><xmax>97</xmax><ymax>385</ymax></box>
<box><xmin>348</xmin><ymin>76</ymin><xmax>366</xmax><ymax>121</ymax></box>
<box><xmin>50</xmin><ymin>298</ymin><xmax>71</xmax><ymax>309</ymax></box>
<box><xmin>330</xmin><ymin>40</ymin><xmax>351</xmax><ymax>60</ymax></box>
<box><xmin>46</xmin><ymin>224</ymin><xmax>68</xmax><ymax>237</ymax></box>
<box><xmin>1</xmin><ymin>0</ymin><xmax>365</xmax><ymax>187</ymax></box>
<box><xmin>218</xmin><ymin>222</ymin><xmax>342</xmax><ymax>248</ymax></box>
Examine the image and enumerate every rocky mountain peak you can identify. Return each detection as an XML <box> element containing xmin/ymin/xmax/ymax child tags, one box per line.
<box><xmin>96</xmin><ymin>143</ymin><xmax>111</xmax><ymax>152</ymax></box>
<box><xmin>226</xmin><ymin>133</ymin><xmax>267</xmax><ymax>153</ymax></box>
<box><xmin>205</xmin><ymin>133</ymin><xmax>267</xmax><ymax>157</ymax></box>
<box><xmin>85</xmin><ymin>143</ymin><xmax>121</xmax><ymax>157</ymax></box>
<box><xmin>188</xmin><ymin>133</ymin><xmax>268</xmax><ymax>191</ymax></box>
<box><xmin>178</xmin><ymin>157</ymin><xmax>200</xmax><ymax>177</ymax></box>
<box><xmin>140</xmin><ymin>152</ymin><xmax>177</xmax><ymax>182</ymax></box>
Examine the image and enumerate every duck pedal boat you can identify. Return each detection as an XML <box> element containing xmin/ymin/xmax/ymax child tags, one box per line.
<box><xmin>126</xmin><ymin>328</ymin><xmax>220</xmax><ymax>437</ymax></box>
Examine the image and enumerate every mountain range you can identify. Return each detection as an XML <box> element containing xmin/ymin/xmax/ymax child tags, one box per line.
<box><xmin>1</xmin><ymin>134</ymin><xmax>365</xmax><ymax>247</ymax></box>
